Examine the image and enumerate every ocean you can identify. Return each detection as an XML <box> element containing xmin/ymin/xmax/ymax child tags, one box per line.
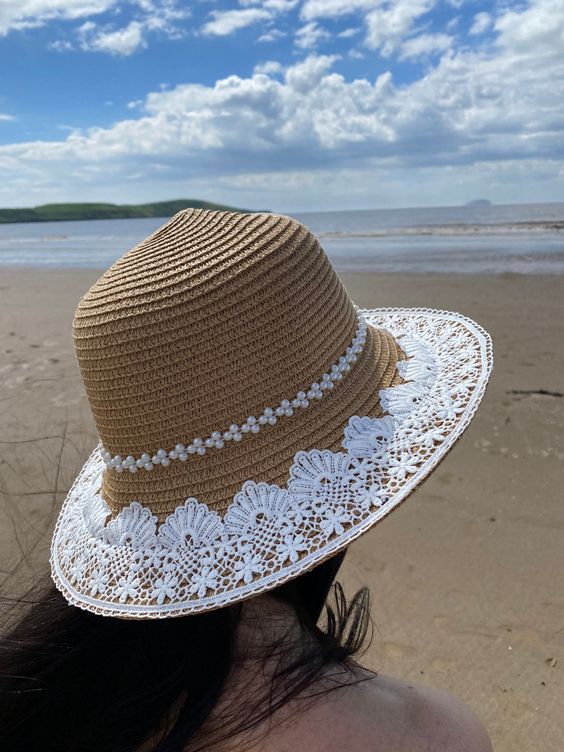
<box><xmin>0</xmin><ymin>202</ymin><xmax>563</xmax><ymax>274</ymax></box>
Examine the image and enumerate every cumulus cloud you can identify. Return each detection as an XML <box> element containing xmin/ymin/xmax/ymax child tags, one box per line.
<box><xmin>78</xmin><ymin>20</ymin><xmax>146</xmax><ymax>55</ymax></box>
<box><xmin>295</xmin><ymin>21</ymin><xmax>330</xmax><ymax>49</ymax></box>
<box><xmin>257</xmin><ymin>28</ymin><xmax>286</xmax><ymax>42</ymax></box>
<box><xmin>470</xmin><ymin>12</ymin><xmax>493</xmax><ymax>36</ymax></box>
<box><xmin>1</xmin><ymin>0</ymin><xmax>188</xmax><ymax>53</ymax></box>
<box><xmin>201</xmin><ymin>8</ymin><xmax>273</xmax><ymax>36</ymax></box>
<box><xmin>0</xmin><ymin>0</ymin><xmax>562</xmax><ymax>208</ymax></box>
<box><xmin>399</xmin><ymin>32</ymin><xmax>453</xmax><ymax>61</ymax></box>
<box><xmin>364</xmin><ymin>0</ymin><xmax>435</xmax><ymax>55</ymax></box>
<box><xmin>301</xmin><ymin>0</ymin><xmax>381</xmax><ymax>20</ymax></box>
<box><xmin>0</xmin><ymin>0</ymin><xmax>121</xmax><ymax>36</ymax></box>
<box><xmin>253</xmin><ymin>60</ymin><xmax>285</xmax><ymax>75</ymax></box>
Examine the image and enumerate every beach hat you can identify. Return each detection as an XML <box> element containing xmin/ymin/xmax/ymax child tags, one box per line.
<box><xmin>50</xmin><ymin>209</ymin><xmax>493</xmax><ymax>619</ymax></box>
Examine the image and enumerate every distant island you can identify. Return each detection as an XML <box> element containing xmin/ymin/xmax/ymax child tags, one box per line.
<box><xmin>0</xmin><ymin>199</ymin><xmax>247</xmax><ymax>224</ymax></box>
<box><xmin>465</xmin><ymin>199</ymin><xmax>492</xmax><ymax>207</ymax></box>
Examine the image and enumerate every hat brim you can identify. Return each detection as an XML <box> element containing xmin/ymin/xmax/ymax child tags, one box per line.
<box><xmin>50</xmin><ymin>308</ymin><xmax>492</xmax><ymax>619</ymax></box>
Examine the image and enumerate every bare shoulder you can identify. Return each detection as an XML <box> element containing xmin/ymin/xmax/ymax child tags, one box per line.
<box><xmin>259</xmin><ymin>670</ymin><xmax>492</xmax><ymax>752</ymax></box>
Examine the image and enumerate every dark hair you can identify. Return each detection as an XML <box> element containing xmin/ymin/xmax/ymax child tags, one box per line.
<box><xmin>0</xmin><ymin>552</ymin><xmax>372</xmax><ymax>752</ymax></box>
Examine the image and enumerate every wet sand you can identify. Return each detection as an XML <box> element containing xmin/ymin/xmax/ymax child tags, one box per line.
<box><xmin>1</xmin><ymin>269</ymin><xmax>563</xmax><ymax>750</ymax></box>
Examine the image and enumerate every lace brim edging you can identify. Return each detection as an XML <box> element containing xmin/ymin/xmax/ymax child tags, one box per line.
<box><xmin>50</xmin><ymin>308</ymin><xmax>493</xmax><ymax>619</ymax></box>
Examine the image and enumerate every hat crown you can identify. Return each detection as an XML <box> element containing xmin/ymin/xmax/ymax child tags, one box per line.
<box><xmin>73</xmin><ymin>209</ymin><xmax>362</xmax><ymax>516</ymax></box>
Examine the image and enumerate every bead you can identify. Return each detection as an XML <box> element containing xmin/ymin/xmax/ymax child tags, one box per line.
<box><xmin>104</xmin><ymin>308</ymin><xmax>366</xmax><ymax>472</ymax></box>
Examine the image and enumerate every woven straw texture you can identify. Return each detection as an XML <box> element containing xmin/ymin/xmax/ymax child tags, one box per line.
<box><xmin>73</xmin><ymin>209</ymin><xmax>403</xmax><ymax>520</ymax></box>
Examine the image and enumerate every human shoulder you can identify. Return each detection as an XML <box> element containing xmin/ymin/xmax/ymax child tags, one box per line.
<box><xmin>257</xmin><ymin>671</ymin><xmax>492</xmax><ymax>752</ymax></box>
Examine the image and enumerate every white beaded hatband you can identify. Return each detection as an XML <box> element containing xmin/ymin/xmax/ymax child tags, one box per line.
<box><xmin>101</xmin><ymin>308</ymin><xmax>369</xmax><ymax>474</ymax></box>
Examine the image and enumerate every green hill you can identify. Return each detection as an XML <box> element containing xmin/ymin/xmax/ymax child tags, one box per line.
<box><xmin>0</xmin><ymin>199</ymin><xmax>248</xmax><ymax>224</ymax></box>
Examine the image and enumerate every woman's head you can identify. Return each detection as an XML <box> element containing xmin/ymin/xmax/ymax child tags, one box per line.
<box><xmin>0</xmin><ymin>551</ymin><xmax>372</xmax><ymax>752</ymax></box>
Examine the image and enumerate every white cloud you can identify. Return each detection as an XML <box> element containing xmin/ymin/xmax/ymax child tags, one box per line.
<box><xmin>253</xmin><ymin>60</ymin><xmax>285</xmax><ymax>75</ymax></box>
<box><xmin>0</xmin><ymin>0</ymin><xmax>120</xmax><ymax>36</ymax></box>
<box><xmin>0</xmin><ymin>113</ymin><xmax>16</xmax><ymax>122</ymax></box>
<box><xmin>241</xmin><ymin>0</ymin><xmax>299</xmax><ymax>9</ymax></box>
<box><xmin>257</xmin><ymin>28</ymin><xmax>286</xmax><ymax>42</ymax></box>
<box><xmin>0</xmin><ymin>0</ymin><xmax>563</xmax><ymax>209</ymax></box>
<box><xmin>1</xmin><ymin>0</ymin><xmax>188</xmax><ymax>53</ymax></box>
<box><xmin>295</xmin><ymin>21</ymin><xmax>330</xmax><ymax>49</ymax></box>
<box><xmin>301</xmin><ymin>0</ymin><xmax>381</xmax><ymax>21</ymax></box>
<box><xmin>78</xmin><ymin>20</ymin><xmax>146</xmax><ymax>55</ymax></box>
<box><xmin>470</xmin><ymin>12</ymin><xmax>492</xmax><ymax>36</ymax></box>
<box><xmin>364</xmin><ymin>0</ymin><xmax>435</xmax><ymax>55</ymax></box>
<box><xmin>399</xmin><ymin>32</ymin><xmax>453</xmax><ymax>61</ymax></box>
<box><xmin>338</xmin><ymin>27</ymin><xmax>360</xmax><ymax>38</ymax></box>
<box><xmin>495</xmin><ymin>0</ymin><xmax>564</xmax><ymax>55</ymax></box>
<box><xmin>201</xmin><ymin>8</ymin><xmax>273</xmax><ymax>36</ymax></box>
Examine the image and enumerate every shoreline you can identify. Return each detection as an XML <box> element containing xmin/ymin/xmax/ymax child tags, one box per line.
<box><xmin>1</xmin><ymin>269</ymin><xmax>563</xmax><ymax>751</ymax></box>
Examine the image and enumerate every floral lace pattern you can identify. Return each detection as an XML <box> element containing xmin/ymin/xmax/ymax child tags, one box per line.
<box><xmin>50</xmin><ymin>309</ymin><xmax>493</xmax><ymax>618</ymax></box>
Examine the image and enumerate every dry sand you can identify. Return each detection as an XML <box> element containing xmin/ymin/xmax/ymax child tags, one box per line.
<box><xmin>1</xmin><ymin>268</ymin><xmax>563</xmax><ymax>751</ymax></box>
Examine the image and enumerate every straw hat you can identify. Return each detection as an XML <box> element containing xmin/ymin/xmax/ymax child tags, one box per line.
<box><xmin>50</xmin><ymin>209</ymin><xmax>492</xmax><ymax>618</ymax></box>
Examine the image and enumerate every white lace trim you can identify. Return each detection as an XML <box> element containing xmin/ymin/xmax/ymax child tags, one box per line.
<box><xmin>50</xmin><ymin>309</ymin><xmax>493</xmax><ymax>618</ymax></box>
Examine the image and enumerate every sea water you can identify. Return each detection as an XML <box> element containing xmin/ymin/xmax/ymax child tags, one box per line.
<box><xmin>0</xmin><ymin>202</ymin><xmax>563</xmax><ymax>274</ymax></box>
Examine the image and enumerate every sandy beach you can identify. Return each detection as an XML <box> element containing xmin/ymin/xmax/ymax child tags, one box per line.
<box><xmin>1</xmin><ymin>268</ymin><xmax>563</xmax><ymax>751</ymax></box>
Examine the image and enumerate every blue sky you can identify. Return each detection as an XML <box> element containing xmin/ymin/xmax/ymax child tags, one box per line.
<box><xmin>0</xmin><ymin>0</ymin><xmax>563</xmax><ymax>211</ymax></box>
